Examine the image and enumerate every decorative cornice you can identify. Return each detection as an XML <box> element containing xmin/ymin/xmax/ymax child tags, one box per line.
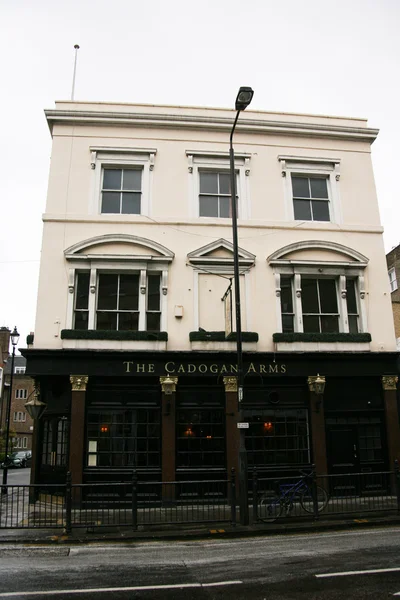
<box><xmin>70</xmin><ymin>375</ymin><xmax>89</xmax><ymax>391</ymax></box>
<box><xmin>381</xmin><ymin>375</ymin><xmax>398</xmax><ymax>391</ymax></box>
<box><xmin>45</xmin><ymin>109</ymin><xmax>378</xmax><ymax>143</ymax></box>
<box><xmin>223</xmin><ymin>376</ymin><xmax>237</xmax><ymax>392</ymax></box>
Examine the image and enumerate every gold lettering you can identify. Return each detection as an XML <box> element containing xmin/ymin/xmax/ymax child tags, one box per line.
<box><xmin>220</xmin><ymin>365</ymin><xmax>228</xmax><ymax>374</ymax></box>
<box><xmin>280</xmin><ymin>364</ymin><xmax>286</xmax><ymax>374</ymax></box>
<box><xmin>137</xmin><ymin>364</ymin><xmax>146</xmax><ymax>373</ymax></box>
<box><xmin>177</xmin><ymin>364</ymin><xmax>186</xmax><ymax>373</ymax></box>
<box><xmin>165</xmin><ymin>362</ymin><xmax>175</xmax><ymax>374</ymax></box>
<box><xmin>260</xmin><ymin>364</ymin><xmax>267</xmax><ymax>374</ymax></box>
<box><xmin>148</xmin><ymin>364</ymin><xmax>155</xmax><ymax>373</ymax></box>
<box><xmin>210</xmin><ymin>364</ymin><xmax>218</xmax><ymax>374</ymax></box>
<box><xmin>247</xmin><ymin>362</ymin><xmax>257</xmax><ymax>374</ymax></box>
<box><xmin>188</xmin><ymin>364</ymin><xmax>196</xmax><ymax>373</ymax></box>
<box><xmin>230</xmin><ymin>364</ymin><xmax>238</xmax><ymax>373</ymax></box>
<box><xmin>123</xmin><ymin>361</ymin><xmax>134</xmax><ymax>373</ymax></box>
<box><xmin>269</xmin><ymin>364</ymin><xmax>278</xmax><ymax>374</ymax></box>
<box><xmin>199</xmin><ymin>364</ymin><xmax>207</xmax><ymax>374</ymax></box>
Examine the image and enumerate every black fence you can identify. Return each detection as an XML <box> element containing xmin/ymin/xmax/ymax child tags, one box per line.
<box><xmin>0</xmin><ymin>465</ymin><xmax>399</xmax><ymax>531</ymax></box>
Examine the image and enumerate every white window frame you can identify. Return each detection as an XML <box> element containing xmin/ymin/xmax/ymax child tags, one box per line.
<box><xmin>89</xmin><ymin>147</ymin><xmax>157</xmax><ymax>217</ymax></box>
<box><xmin>279</xmin><ymin>156</ymin><xmax>341</xmax><ymax>224</ymax></box>
<box><xmin>273</xmin><ymin>267</ymin><xmax>367</xmax><ymax>335</ymax></box>
<box><xmin>389</xmin><ymin>267</ymin><xmax>398</xmax><ymax>292</ymax></box>
<box><xmin>14</xmin><ymin>366</ymin><xmax>26</xmax><ymax>374</ymax></box>
<box><xmin>13</xmin><ymin>411</ymin><xmax>26</xmax><ymax>422</ymax></box>
<box><xmin>186</xmin><ymin>151</ymin><xmax>251</xmax><ymax>220</ymax></box>
<box><xmin>15</xmin><ymin>389</ymin><xmax>28</xmax><ymax>400</ymax></box>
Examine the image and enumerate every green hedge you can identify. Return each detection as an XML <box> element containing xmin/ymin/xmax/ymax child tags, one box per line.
<box><xmin>61</xmin><ymin>330</ymin><xmax>168</xmax><ymax>341</ymax></box>
<box><xmin>272</xmin><ymin>332</ymin><xmax>371</xmax><ymax>343</ymax></box>
<box><xmin>190</xmin><ymin>331</ymin><xmax>259</xmax><ymax>342</ymax></box>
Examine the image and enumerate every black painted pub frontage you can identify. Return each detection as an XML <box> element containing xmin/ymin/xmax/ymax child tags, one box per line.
<box><xmin>22</xmin><ymin>349</ymin><xmax>400</xmax><ymax>496</ymax></box>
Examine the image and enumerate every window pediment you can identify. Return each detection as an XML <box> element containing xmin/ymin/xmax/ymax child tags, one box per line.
<box><xmin>188</xmin><ymin>238</ymin><xmax>255</xmax><ymax>269</ymax></box>
<box><xmin>64</xmin><ymin>234</ymin><xmax>174</xmax><ymax>263</ymax></box>
<box><xmin>268</xmin><ymin>240</ymin><xmax>368</xmax><ymax>268</ymax></box>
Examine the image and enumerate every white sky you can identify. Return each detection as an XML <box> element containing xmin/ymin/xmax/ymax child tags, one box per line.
<box><xmin>1</xmin><ymin>0</ymin><xmax>400</xmax><ymax>350</ymax></box>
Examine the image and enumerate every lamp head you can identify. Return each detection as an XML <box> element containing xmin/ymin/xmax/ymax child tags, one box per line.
<box><xmin>10</xmin><ymin>327</ymin><xmax>20</xmax><ymax>348</ymax></box>
<box><xmin>235</xmin><ymin>87</ymin><xmax>254</xmax><ymax>111</ymax></box>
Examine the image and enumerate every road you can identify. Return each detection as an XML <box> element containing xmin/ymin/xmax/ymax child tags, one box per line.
<box><xmin>0</xmin><ymin>526</ymin><xmax>399</xmax><ymax>598</ymax></box>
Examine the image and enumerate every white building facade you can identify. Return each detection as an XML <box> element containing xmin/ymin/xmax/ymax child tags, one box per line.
<box><xmin>24</xmin><ymin>101</ymin><xmax>399</xmax><ymax>497</ymax></box>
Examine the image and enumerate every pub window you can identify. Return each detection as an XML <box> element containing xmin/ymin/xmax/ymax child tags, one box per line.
<box><xmin>86</xmin><ymin>409</ymin><xmax>161</xmax><ymax>468</ymax></box>
<box><xmin>176</xmin><ymin>409</ymin><xmax>225</xmax><ymax>468</ymax></box>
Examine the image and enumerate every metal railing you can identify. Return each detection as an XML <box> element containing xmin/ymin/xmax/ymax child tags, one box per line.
<box><xmin>0</xmin><ymin>465</ymin><xmax>399</xmax><ymax>531</ymax></box>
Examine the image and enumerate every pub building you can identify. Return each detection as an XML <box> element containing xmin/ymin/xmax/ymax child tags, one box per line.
<box><xmin>23</xmin><ymin>99</ymin><xmax>400</xmax><ymax>500</ymax></box>
<box><xmin>24</xmin><ymin>350</ymin><xmax>399</xmax><ymax>495</ymax></box>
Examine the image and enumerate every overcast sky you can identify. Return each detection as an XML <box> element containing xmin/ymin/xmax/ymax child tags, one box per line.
<box><xmin>1</xmin><ymin>0</ymin><xmax>399</xmax><ymax>351</ymax></box>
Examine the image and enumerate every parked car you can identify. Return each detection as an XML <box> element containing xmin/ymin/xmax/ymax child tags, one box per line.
<box><xmin>1</xmin><ymin>451</ymin><xmax>32</xmax><ymax>469</ymax></box>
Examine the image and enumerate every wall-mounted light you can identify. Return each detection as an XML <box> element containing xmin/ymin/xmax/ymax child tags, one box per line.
<box><xmin>307</xmin><ymin>374</ymin><xmax>326</xmax><ymax>413</ymax></box>
<box><xmin>160</xmin><ymin>376</ymin><xmax>178</xmax><ymax>396</ymax></box>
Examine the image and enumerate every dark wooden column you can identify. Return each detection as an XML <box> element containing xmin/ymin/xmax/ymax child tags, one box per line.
<box><xmin>69</xmin><ymin>375</ymin><xmax>88</xmax><ymax>486</ymax></box>
<box><xmin>308</xmin><ymin>375</ymin><xmax>328</xmax><ymax>477</ymax></box>
<box><xmin>382</xmin><ymin>376</ymin><xmax>400</xmax><ymax>470</ymax></box>
<box><xmin>224</xmin><ymin>376</ymin><xmax>239</xmax><ymax>478</ymax></box>
<box><xmin>160</xmin><ymin>376</ymin><xmax>177</xmax><ymax>484</ymax></box>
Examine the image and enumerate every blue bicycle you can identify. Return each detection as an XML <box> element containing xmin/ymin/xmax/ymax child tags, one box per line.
<box><xmin>258</xmin><ymin>471</ymin><xmax>329</xmax><ymax>522</ymax></box>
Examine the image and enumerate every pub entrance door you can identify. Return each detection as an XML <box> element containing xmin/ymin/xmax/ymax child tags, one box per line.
<box><xmin>39</xmin><ymin>415</ymin><xmax>69</xmax><ymax>484</ymax></box>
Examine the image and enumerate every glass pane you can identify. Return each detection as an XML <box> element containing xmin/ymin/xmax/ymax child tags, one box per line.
<box><xmin>119</xmin><ymin>274</ymin><xmax>139</xmax><ymax>310</ymax></box>
<box><xmin>280</xmin><ymin>277</ymin><xmax>293</xmax><ymax>312</ymax></box>
<box><xmin>301</xmin><ymin>279</ymin><xmax>319</xmax><ymax>312</ymax></box>
<box><xmin>219</xmin><ymin>196</ymin><xmax>231</xmax><ymax>218</ymax></box>
<box><xmin>312</xmin><ymin>200</ymin><xmax>330</xmax><ymax>221</ymax></box>
<box><xmin>319</xmin><ymin>279</ymin><xmax>338</xmax><ymax>313</ymax></box>
<box><xmin>101</xmin><ymin>192</ymin><xmax>120</xmax><ymax>213</ymax></box>
<box><xmin>122</xmin><ymin>170</ymin><xmax>141</xmax><ymax>191</ymax></box>
<box><xmin>293</xmin><ymin>199</ymin><xmax>312</xmax><ymax>220</ymax></box>
<box><xmin>74</xmin><ymin>311</ymin><xmax>88</xmax><ymax>330</ymax></box>
<box><xmin>199</xmin><ymin>195</ymin><xmax>218</xmax><ymax>217</ymax></box>
<box><xmin>147</xmin><ymin>312</ymin><xmax>161</xmax><ymax>331</ymax></box>
<box><xmin>75</xmin><ymin>272</ymin><xmax>90</xmax><ymax>309</ymax></box>
<box><xmin>97</xmin><ymin>274</ymin><xmax>118</xmax><ymax>310</ymax></box>
<box><xmin>310</xmin><ymin>178</ymin><xmax>328</xmax><ymax>198</ymax></box>
<box><xmin>96</xmin><ymin>312</ymin><xmax>117</xmax><ymax>330</ymax></box>
<box><xmin>321</xmin><ymin>315</ymin><xmax>339</xmax><ymax>333</ymax></box>
<box><xmin>219</xmin><ymin>173</ymin><xmax>231</xmax><ymax>195</ymax></box>
<box><xmin>103</xmin><ymin>169</ymin><xmax>122</xmax><ymax>190</ymax></box>
<box><xmin>303</xmin><ymin>315</ymin><xmax>320</xmax><ymax>333</ymax></box>
<box><xmin>348</xmin><ymin>315</ymin><xmax>359</xmax><ymax>334</ymax></box>
<box><xmin>282</xmin><ymin>314</ymin><xmax>294</xmax><ymax>333</ymax></box>
<box><xmin>147</xmin><ymin>274</ymin><xmax>161</xmax><ymax>311</ymax></box>
<box><xmin>121</xmin><ymin>193</ymin><xmax>141</xmax><ymax>214</ymax></box>
<box><xmin>292</xmin><ymin>176</ymin><xmax>310</xmax><ymax>198</ymax></box>
<box><xmin>199</xmin><ymin>172</ymin><xmax>218</xmax><ymax>194</ymax></box>
<box><xmin>346</xmin><ymin>280</ymin><xmax>358</xmax><ymax>314</ymax></box>
<box><xmin>119</xmin><ymin>312</ymin><xmax>139</xmax><ymax>331</ymax></box>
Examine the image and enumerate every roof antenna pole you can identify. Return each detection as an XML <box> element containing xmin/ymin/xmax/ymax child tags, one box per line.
<box><xmin>71</xmin><ymin>44</ymin><xmax>80</xmax><ymax>101</ymax></box>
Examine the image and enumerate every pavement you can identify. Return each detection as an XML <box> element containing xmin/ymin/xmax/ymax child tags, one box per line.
<box><xmin>1</xmin><ymin>512</ymin><xmax>400</xmax><ymax>545</ymax></box>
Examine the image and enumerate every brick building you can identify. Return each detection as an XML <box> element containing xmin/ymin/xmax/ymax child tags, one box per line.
<box><xmin>1</xmin><ymin>356</ymin><xmax>34</xmax><ymax>452</ymax></box>
<box><xmin>386</xmin><ymin>245</ymin><xmax>400</xmax><ymax>348</ymax></box>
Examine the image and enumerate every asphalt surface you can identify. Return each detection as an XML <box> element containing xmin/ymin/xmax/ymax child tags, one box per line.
<box><xmin>0</xmin><ymin>527</ymin><xmax>400</xmax><ymax>598</ymax></box>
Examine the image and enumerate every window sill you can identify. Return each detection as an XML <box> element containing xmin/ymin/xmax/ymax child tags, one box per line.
<box><xmin>273</xmin><ymin>332</ymin><xmax>371</xmax><ymax>352</ymax></box>
<box><xmin>61</xmin><ymin>329</ymin><xmax>168</xmax><ymax>351</ymax></box>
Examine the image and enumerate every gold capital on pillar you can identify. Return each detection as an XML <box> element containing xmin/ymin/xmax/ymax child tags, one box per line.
<box><xmin>223</xmin><ymin>376</ymin><xmax>237</xmax><ymax>392</ymax></box>
<box><xmin>70</xmin><ymin>375</ymin><xmax>89</xmax><ymax>391</ymax></box>
<box><xmin>160</xmin><ymin>376</ymin><xmax>178</xmax><ymax>394</ymax></box>
<box><xmin>382</xmin><ymin>376</ymin><xmax>398</xmax><ymax>391</ymax></box>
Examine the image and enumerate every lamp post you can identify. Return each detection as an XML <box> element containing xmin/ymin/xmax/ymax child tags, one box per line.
<box><xmin>2</xmin><ymin>326</ymin><xmax>20</xmax><ymax>494</ymax></box>
<box><xmin>229</xmin><ymin>86</ymin><xmax>254</xmax><ymax>525</ymax></box>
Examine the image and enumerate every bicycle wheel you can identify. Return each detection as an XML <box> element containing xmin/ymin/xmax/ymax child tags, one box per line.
<box><xmin>258</xmin><ymin>495</ymin><xmax>283</xmax><ymax>522</ymax></box>
<box><xmin>299</xmin><ymin>485</ymin><xmax>328</xmax><ymax>514</ymax></box>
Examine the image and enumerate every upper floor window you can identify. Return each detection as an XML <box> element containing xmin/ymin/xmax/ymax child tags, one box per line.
<box><xmin>90</xmin><ymin>147</ymin><xmax>156</xmax><ymax>217</ymax></box>
<box><xmin>279</xmin><ymin>156</ymin><xmax>341</xmax><ymax>224</ymax></box>
<box><xmin>389</xmin><ymin>267</ymin><xmax>398</xmax><ymax>292</ymax></box>
<box><xmin>101</xmin><ymin>168</ymin><xmax>142</xmax><ymax>214</ymax></box>
<box><xmin>199</xmin><ymin>171</ymin><xmax>237</xmax><ymax>218</ymax></box>
<box><xmin>186</xmin><ymin>151</ymin><xmax>251</xmax><ymax>220</ymax></box>
<box><xmin>15</xmin><ymin>389</ymin><xmax>27</xmax><ymax>400</ymax></box>
<box><xmin>74</xmin><ymin>271</ymin><xmax>161</xmax><ymax>332</ymax></box>
<box><xmin>13</xmin><ymin>411</ymin><xmax>26</xmax><ymax>422</ymax></box>
<box><xmin>14</xmin><ymin>367</ymin><xmax>26</xmax><ymax>374</ymax></box>
<box><xmin>291</xmin><ymin>176</ymin><xmax>330</xmax><ymax>222</ymax></box>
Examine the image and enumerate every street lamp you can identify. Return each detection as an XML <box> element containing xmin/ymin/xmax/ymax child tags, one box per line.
<box><xmin>229</xmin><ymin>86</ymin><xmax>254</xmax><ymax>525</ymax></box>
<box><xmin>2</xmin><ymin>326</ymin><xmax>20</xmax><ymax>494</ymax></box>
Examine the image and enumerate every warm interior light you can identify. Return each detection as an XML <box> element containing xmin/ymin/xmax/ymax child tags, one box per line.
<box><xmin>263</xmin><ymin>421</ymin><xmax>273</xmax><ymax>432</ymax></box>
<box><xmin>100</xmin><ymin>426</ymin><xmax>108</xmax><ymax>433</ymax></box>
<box><xmin>184</xmin><ymin>427</ymin><xmax>194</xmax><ymax>437</ymax></box>
<box><xmin>206</xmin><ymin>435</ymin><xmax>212</xmax><ymax>439</ymax></box>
